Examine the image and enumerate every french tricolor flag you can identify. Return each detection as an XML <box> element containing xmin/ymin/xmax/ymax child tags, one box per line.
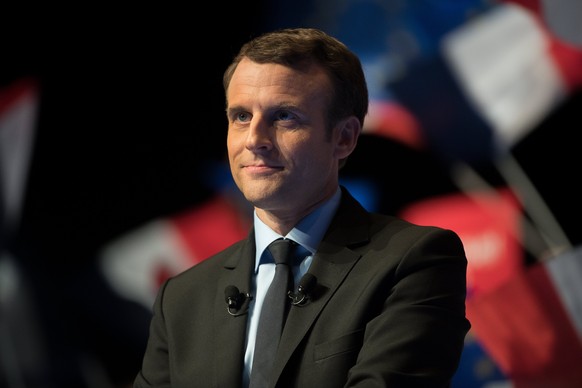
<box><xmin>364</xmin><ymin>0</ymin><xmax>582</xmax><ymax>164</ymax></box>
<box><xmin>99</xmin><ymin>193</ymin><xmax>251</xmax><ymax>309</ymax></box>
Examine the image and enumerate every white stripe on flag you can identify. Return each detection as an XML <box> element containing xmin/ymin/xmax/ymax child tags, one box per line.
<box><xmin>442</xmin><ymin>3</ymin><xmax>565</xmax><ymax>148</ymax></box>
<box><xmin>99</xmin><ymin>219</ymin><xmax>194</xmax><ymax>308</ymax></box>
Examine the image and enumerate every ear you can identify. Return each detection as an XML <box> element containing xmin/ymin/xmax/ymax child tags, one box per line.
<box><xmin>334</xmin><ymin>116</ymin><xmax>361</xmax><ymax>160</ymax></box>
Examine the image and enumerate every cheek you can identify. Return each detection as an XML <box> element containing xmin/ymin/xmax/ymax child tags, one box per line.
<box><xmin>278</xmin><ymin>133</ymin><xmax>313</xmax><ymax>159</ymax></box>
<box><xmin>227</xmin><ymin>131</ymin><xmax>242</xmax><ymax>156</ymax></box>
<box><xmin>284</xmin><ymin>135</ymin><xmax>333</xmax><ymax>170</ymax></box>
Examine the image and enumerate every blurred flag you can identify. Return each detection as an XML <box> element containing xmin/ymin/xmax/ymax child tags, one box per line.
<box><xmin>441</xmin><ymin>2</ymin><xmax>567</xmax><ymax>151</ymax></box>
<box><xmin>99</xmin><ymin>193</ymin><xmax>251</xmax><ymax>308</ymax></box>
<box><xmin>389</xmin><ymin>0</ymin><xmax>581</xmax><ymax>163</ymax></box>
<box><xmin>467</xmin><ymin>246</ymin><xmax>582</xmax><ymax>387</ymax></box>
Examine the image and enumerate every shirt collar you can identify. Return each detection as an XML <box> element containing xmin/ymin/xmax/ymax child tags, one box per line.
<box><xmin>254</xmin><ymin>187</ymin><xmax>341</xmax><ymax>271</ymax></box>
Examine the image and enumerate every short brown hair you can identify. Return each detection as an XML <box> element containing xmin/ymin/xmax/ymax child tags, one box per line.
<box><xmin>223</xmin><ymin>27</ymin><xmax>369</xmax><ymax>132</ymax></box>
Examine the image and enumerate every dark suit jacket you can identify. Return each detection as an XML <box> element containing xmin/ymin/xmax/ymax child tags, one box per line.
<box><xmin>134</xmin><ymin>187</ymin><xmax>471</xmax><ymax>388</ymax></box>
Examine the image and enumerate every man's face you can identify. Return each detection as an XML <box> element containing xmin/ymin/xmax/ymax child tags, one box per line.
<box><xmin>225</xmin><ymin>58</ymin><xmax>343</xmax><ymax>223</ymax></box>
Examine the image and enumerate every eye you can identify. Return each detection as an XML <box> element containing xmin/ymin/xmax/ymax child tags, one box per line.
<box><xmin>275</xmin><ymin>110</ymin><xmax>295</xmax><ymax>122</ymax></box>
<box><xmin>236</xmin><ymin>111</ymin><xmax>251</xmax><ymax>123</ymax></box>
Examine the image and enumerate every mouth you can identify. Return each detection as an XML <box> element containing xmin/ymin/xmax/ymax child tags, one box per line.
<box><xmin>244</xmin><ymin>164</ymin><xmax>283</xmax><ymax>172</ymax></box>
<box><xmin>243</xmin><ymin>164</ymin><xmax>283</xmax><ymax>174</ymax></box>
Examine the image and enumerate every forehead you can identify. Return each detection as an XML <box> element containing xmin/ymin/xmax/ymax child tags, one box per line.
<box><xmin>227</xmin><ymin>58</ymin><xmax>332</xmax><ymax>105</ymax></box>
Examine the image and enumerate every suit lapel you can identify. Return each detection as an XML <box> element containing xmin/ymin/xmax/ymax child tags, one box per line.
<box><xmin>213</xmin><ymin>234</ymin><xmax>256</xmax><ymax>387</ymax></box>
<box><xmin>276</xmin><ymin>243</ymin><xmax>361</xmax><ymax>359</ymax></box>
<box><xmin>273</xmin><ymin>188</ymin><xmax>371</xmax><ymax>378</ymax></box>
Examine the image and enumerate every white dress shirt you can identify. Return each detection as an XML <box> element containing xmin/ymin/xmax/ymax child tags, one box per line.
<box><xmin>242</xmin><ymin>187</ymin><xmax>341</xmax><ymax>386</ymax></box>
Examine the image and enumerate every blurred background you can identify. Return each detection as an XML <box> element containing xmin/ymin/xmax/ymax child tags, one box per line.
<box><xmin>1</xmin><ymin>1</ymin><xmax>581</xmax><ymax>387</ymax></box>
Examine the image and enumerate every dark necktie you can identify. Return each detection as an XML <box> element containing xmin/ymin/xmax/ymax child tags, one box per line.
<box><xmin>249</xmin><ymin>238</ymin><xmax>296</xmax><ymax>388</ymax></box>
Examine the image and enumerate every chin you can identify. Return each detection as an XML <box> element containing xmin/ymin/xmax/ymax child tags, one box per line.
<box><xmin>243</xmin><ymin>186</ymin><xmax>284</xmax><ymax>207</ymax></box>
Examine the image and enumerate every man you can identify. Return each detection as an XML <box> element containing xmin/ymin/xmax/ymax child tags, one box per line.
<box><xmin>134</xmin><ymin>27</ymin><xmax>470</xmax><ymax>388</ymax></box>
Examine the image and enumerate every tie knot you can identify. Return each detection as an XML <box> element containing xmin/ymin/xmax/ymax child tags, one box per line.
<box><xmin>267</xmin><ymin>238</ymin><xmax>296</xmax><ymax>265</ymax></box>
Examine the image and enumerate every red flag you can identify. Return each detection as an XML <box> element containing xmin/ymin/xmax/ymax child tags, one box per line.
<box><xmin>467</xmin><ymin>247</ymin><xmax>582</xmax><ymax>387</ymax></box>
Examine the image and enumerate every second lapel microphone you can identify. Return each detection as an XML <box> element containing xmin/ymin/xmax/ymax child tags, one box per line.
<box><xmin>288</xmin><ymin>273</ymin><xmax>317</xmax><ymax>306</ymax></box>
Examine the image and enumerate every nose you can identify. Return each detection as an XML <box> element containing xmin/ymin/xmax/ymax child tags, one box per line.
<box><xmin>245</xmin><ymin>115</ymin><xmax>273</xmax><ymax>152</ymax></box>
